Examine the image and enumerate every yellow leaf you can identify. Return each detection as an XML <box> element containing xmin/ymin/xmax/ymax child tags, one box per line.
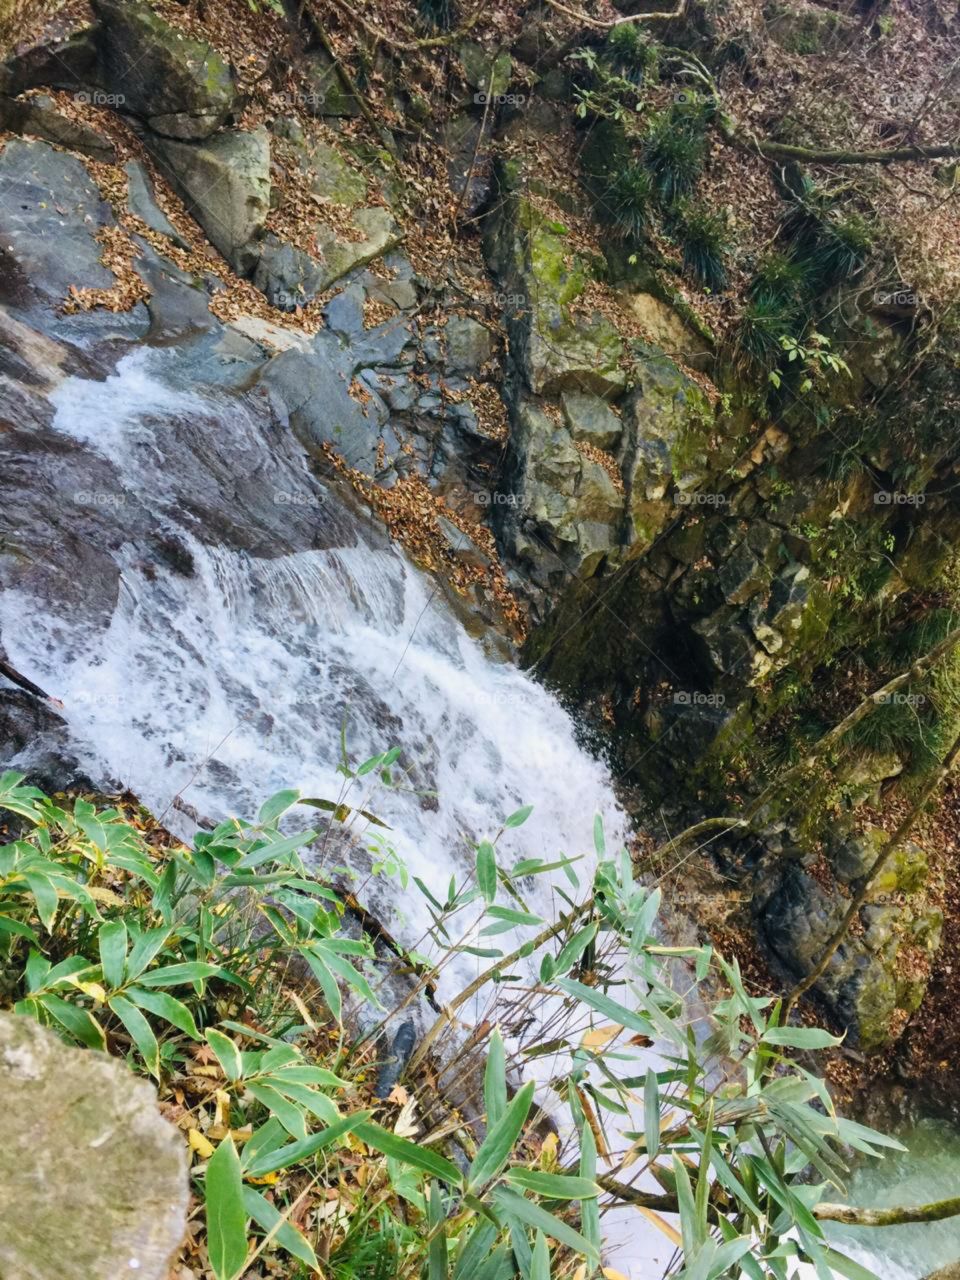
<box><xmin>581</xmin><ymin>1024</ymin><xmax>623</xmax><ymax>1050</ymax></box>
<box><xmin>284</xmin><ymin>986</ymin><xmax>317</xmax><ymax>1030</ymax></box>
<box><xmin>188</xmin><ymin>1128</ymin><xmax>215</xmax><ymax>1160</ymax></box>
<box><xmin>214</xmin><ymin>1089</ymin><xmax>231</xmax><ymax>1130</ymax></box>
<box><xmin>637</xmin><ymin>1207</ymin><xmax>683</xmax><ymax>1247</ymax></box>
<box><xmin>247</xmin><ymin>1172</ymin><xmax>279</xmax><ymax>1185</ymax></box>
<box><xmin>602</xmin><ymin>1269</ymin><xmax>631</xmax><ymax>1280</ymax></box>
<box><xmin>67</xmin><ymin>977</ymin><xmax>106</xmax><ymax>1002</ymax></box>
<box><xmin>572</xmin><ymin>1267</ymin><xmax>587</xmax><ymax>1280</ymax></box>
<box><xmin>540</xmin><ymin>1132</ymin><xmax>559</xmax><ymax>1170</ymax></box>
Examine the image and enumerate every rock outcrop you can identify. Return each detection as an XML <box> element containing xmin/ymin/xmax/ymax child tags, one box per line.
<box><xmin>0</xmin><ymin>1012</ymin><xmax>188</xmax><ymax>1280</ymax></box>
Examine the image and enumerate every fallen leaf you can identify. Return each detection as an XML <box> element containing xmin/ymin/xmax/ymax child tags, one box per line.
<box><xmin>188</xmin><ymin>1128</ymin><xmax>215</xmax><ymax>1160</ymax></box>
<box><xmin>581</xmin><ymin>1024</ymin><xmax>623</xmax><ymax>1050</ymax></box>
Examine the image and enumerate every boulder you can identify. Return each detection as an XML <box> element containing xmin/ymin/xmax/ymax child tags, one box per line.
<box><xmin>124</xmin><ymin>160</ymin><xmax>187</xmax><ymax>247</ymax></box>
<box><xmin>757</xmin><ymin>858</ymin><xmax>942</xmax><ymax>1051</ymax></box>
<box><xmin>561</xmin><ymin>391</ymin><xmax>622</xmax><ymax>451</ymax></box>
<box><xmin>150</xmin><ymin>127</ymin><xmax>270</xmax><ymax>275</ymax></box>
<box><xmin>253</xmin><ymin>234</ymin><xmax>326</xmax><ymax>311</ymax></box>
<box><xmin>0</xmin><ymin>1011</ymin><xmax>188</xmax><ymax>1280</ymax></box>
<box><xmin>485</xmin><ymin>196</ymin><xmax>625</xmax><ymax>397</ymax></box>
<box><xmin>445</xmin><ymin>315</ymin><xmax>493</xmax><ymax>374</ymax></box>
<box><xmin>503</xmin><ymin>401</ymin><xmax>624</xmax><ymax>578</ymax></box>
<box><xmin>92</xmin><ymin>0</ymin><xmax>235</xmax><ymax>139</ymax></box>
<box><xmin>0</xmin><ymin>93</ymin><xmax>116</xmax><ymax>160</ymax></box>
<box><xmin>0</xmin><ymin>139</ymin><xmax>114</xmax><ymax>303</ymax></box>
<box><xmin>300</xmin><ymin>48</ymin><xmax>360</xmax><ymax>117</ymax></box>
<box><xmin>261</xmin><ymin>337</ymin><xmax>392</xmax><ymax>475</ymax></box>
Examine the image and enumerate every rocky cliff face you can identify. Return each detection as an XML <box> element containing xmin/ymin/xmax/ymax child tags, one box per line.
<box><xmin>1</xmin><ymin>0</ymin><xmax>959</xmax><ymax>1056</ymax></box>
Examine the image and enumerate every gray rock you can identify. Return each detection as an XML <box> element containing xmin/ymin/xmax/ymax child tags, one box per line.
<box><xmin>301</xmin><ymin>48</ymin><xmax>359</xmax><ymax>117</ymax></box>
<box><xmin>0</xmin><ymin>140</ymin><xmax>114</xmax><ymax>303</ymax></box>
<box><xmin>561</xmin><ymin>390</ymin><xmax>622</xmax><ymax>450</ymax></box>
<box><xmin>150</xmin><ymin>127</ymin><xmax>271</xmax><ymax>275</ymax></box>
<box><xmin>324</xmin><ymin>283</ymin><xmax>366</xmax><ymax>336</ymax></box>
<box><xmin>124</xmin><ymin>160</ymin><xmax>186</xmax><ymax>247</ymax></box>
<box><xmin>92</xmin><ymin>0</ymin><xmax>235</xmax><ymax>139</ymax></box>
<box><xmin>0</xmin><ymin>1011</ymin><xmax>188</xmax><ymax>1280</ymax></box>
<box><xmin>0</xmin><ymin>93</ymin><xmax>116</xmax><ymax>160</ymax></box>
<box><xmin>253</xmin><ymin>234</ymin><xmax>325</xmax><ymax>310</ymax></box>
<box><xmin>459</xmin><ymin>41</ymin><xmax>512</xmax><ymax>96</ymax></box>
<box><xmin>444</xmin><ymin>112</ymin><xmax>494</xmax><ymax>219</ymax></box>
<box><xmin>445</xmin><ymin>314</ymin><xmax>493</xmax><ymax>374</ymax></box>
<box><xmin>261</xmin><ymin>337</ymin><xmax>389</xmax><ymax>474</ymax></box>
<box><xmin>719</xmin><ymin>541</ymin><xmax>769</xmax><ymax>606</ymax></box>
<box><xmin>314</xmin><ymin>205</ymin><xmax>400</xmax><ymax>292</ymax></box>
<box><xmin>4</xmin><ymin>28</ymin><xmax>99</xmax><ymax>95</ymax></box>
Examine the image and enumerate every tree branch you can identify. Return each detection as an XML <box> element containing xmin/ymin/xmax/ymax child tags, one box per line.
<box><xmin>813</xmin><ymin>1196</ymin><xmax>960</xmax><ymax>1226</ymax></box>
<box><xmin>716</xmin><ymin>116</ymin><xmax>960</xmax><ymax>166</ymax></box>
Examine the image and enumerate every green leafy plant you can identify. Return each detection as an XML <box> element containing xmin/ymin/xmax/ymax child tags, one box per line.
<box><xmin>678</xmin><ymin>201</ymin><xmax>730</xmax><ymax>291</ymax></box>
<box><xmin>643</xmin><ymin>103</ymin><xmax>708</xmax><ymax>205</ymax></box>
<box><xmin>605</xmin><ymin>160</ymin><xmax>654</xmax><ymax>239</ymax></box>
<box><xmin>0</xmin><ymin>773</ymin><xmax>915</xmax><ymax>1280</ymax></box>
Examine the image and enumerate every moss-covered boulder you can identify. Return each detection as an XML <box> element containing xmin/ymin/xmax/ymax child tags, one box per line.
<box><xmin>0</xmin><ymin>1011</ymin><xmax>188</xmax><ymax>1280</ymax></box>
<box><xmin>618</xmin><ymin>343</ymin><xmax>716</xmax><ymax>551</ymax></box>
<box><xmin>485</xmin><ymin>195</ymin><xmax>625</xmax><ymax>397</ymax></box>
<box><xmin>500</xmin><ymin>400</ymin><xmax>625</xmax><ymax>579</ymax></box>
<box><xmin>92</xmin><ymin>0</ymin><xmax>235</xmax><ymax>140</ymax></box>
<box><xmin>756</xmin><ymin>843</ymin><xmax>941</xmax><ymax>1051</ymax></box>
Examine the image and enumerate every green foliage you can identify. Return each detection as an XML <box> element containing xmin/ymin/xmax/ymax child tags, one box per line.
<box><xmin>0</xmin><ymin>775</ymin><xmax>904</xmax><ymax>1280</ymax></box>
<box><xmin>643</xmin><ymin>103</ymin><xmax>708</xmax><ymax>205</ymax></box>
<box><xmin>605</xmin><ymin>23</ymin><xmax>659</xmax><ymax>85</ymax></box>
<box><xmin>605</xmin><ymin>160</ymin><xmax>654</xmax><ymax>239</ymax></box>
<box><xmin>678</xmin><ymin>201</ymin><xmax>730</xmax><ymax>291</ymax></box>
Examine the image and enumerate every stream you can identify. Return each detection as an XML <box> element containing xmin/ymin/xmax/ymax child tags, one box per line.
<box><xmin>0</xmin><ymin>335</ymin><xmax>952</xmax><ymax>1280</ymax></box>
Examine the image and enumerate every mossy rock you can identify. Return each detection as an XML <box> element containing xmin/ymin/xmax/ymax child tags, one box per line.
<box><xmin>92</xmin><ymin>0</ymin><xmax>235</xmax><ymax>139</ymax></box>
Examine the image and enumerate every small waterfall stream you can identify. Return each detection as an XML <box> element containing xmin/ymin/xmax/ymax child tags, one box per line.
<box><xmin>0</xmin><ymin>340</ymin><xmax>950</xmax><ymax>1279</ymax></box>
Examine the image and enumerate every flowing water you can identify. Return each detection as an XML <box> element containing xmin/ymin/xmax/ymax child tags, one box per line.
<box><xmin>0</xmin><ymin>338</ymin><xmax>951</xmax><ymax>1279</ymax></box>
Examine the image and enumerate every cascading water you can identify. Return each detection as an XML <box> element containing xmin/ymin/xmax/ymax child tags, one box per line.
<box><xmin>0</xmin><ymin>344</ymin><xmax>628</xmax><ymax>977</ymax></box>
<box><xmin>0</xmin><ymin>339</ymin><xmax>944</xmax><ymax>1280</ymax></box>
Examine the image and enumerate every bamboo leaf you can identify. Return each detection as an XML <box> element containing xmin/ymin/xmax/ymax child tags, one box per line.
<box><xmin>493</xmin><ymin>1188</ymin><xmax>599</xmax><ymax>1263</ymax></box>
<box><xmin>468</xmin><ymin>1081</ymin><xmax>535</xmax><ymax>1192</ymax></box>
<box><xmin>109</xmin><ymin>995</ymin><xmax>160</xmax><ymax>1078</ymax></box>
<box><xmin>98</xmin><ymin>920</ymin><xmax>128</xmax><ymax>990</ymax></box>
<box><xmin>484</xmin><ymin>1027</ymin><xmax>508</xmax><ymax>1126</ymax></box>
<box><xmin>241</xmin><ymin>1186</ymin><xmax>318</xmax><ymax>1271</ymax></box>
<box><xmin>353</xmin><ymin>1121</ymin><xmax>462</xmax><ymax>1185</ymax></box>
<box><xmin>477</xmin><ymin>841</ymin><xmax>497</xmax><ymax>905</ymax></box>
<box><xmin>127</xmin><ymin>987</ymin><xmax>201</xmax><ymax>1040</ymax></box>
<box><xmin>205</xmin><ymin>1136</ymin><xmax>249</xmax><ymax>1280</ymax></box>
<box><xmin>206</xmin><ymin>1029</ymin><xmax>244</xmax><ymax>1082</ymax></box>
<box><xmin>505</xmin><ymin>1169</ymin><xmax>600</xmax><ymax>1199</ymax></box>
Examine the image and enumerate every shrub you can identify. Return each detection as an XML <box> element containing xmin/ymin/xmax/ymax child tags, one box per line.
<box><xmin>643</xmin><ymin>104</ymin><xmax>708</xmax><ymax>205</ymax></box>
<box><xmin>0</xmin><ymin>771</ymin><xmax>907</xmax><ymax>1280</ymax></box>
<box><xmin>679</xmin><ymin>201</ymin><xmax>730</xmax><ymax>291</ymax></box>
